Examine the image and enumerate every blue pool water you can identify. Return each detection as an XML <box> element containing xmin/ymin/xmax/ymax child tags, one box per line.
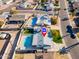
<box><xmin>48</xmin><ymin>31</ymin><xmax>52</xmax><ymax>38</ymax></box>
<box><xmin>32</xmin><ymin>17</ymin><xmax>37</xmax><ymax>26</ymax></box>
<box><xmin>23</xmin><ymin>35</ymin><xmax>33</xmax><ymax>48</ymax></box>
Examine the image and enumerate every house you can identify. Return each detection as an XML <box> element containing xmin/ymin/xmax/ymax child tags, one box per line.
<box><xmin>0</xmin><ymin>12</ymin><xmax>10</xmax><ymax>19</ymax></box>
<box><xmin>36</xmin><ymin>15</ymin><xmax>51</xmax><ymax>26</ymax></box>
<box><xmin>32</xmin><ymin>27</ymin><xmax>52</xmax><ymax>49</ymax></box>
<box><xmin>73</xmin><ymin>2</ymin><xmax>79</xmax><ymax>15</ymax></box>
<box><xmin>73</xmin><ymin>2</ymin><xmax>79</xmax><ymax>9</ymax></box>
<box><xmin>0</xmin><ymin>0</ymin><xmax>13</xmax><ymax>4</ymax></box>
<box><xmin>36</xmin><ymin>2</ymin><xmax>53</xmax><ymax>11</ymax></box>
<box><xmin>18</xmin><ymin>2</ymin><xmax>32</xmax><ymax>8</ymax></box>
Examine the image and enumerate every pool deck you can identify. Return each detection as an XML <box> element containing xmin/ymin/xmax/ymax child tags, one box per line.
<box><xmin>0</xmin><ymin>40</ymin><xmax>6</xmax><ymax>52</ymax></box>
<box><xmin>14</xmin><ymin>53</ymin><xmax>35</xmax><ymax>59</ymax></box>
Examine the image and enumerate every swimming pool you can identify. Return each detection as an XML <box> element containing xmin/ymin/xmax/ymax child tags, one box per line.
<box><xmin>23</xmin><ymin>35</ymin><xmax>33</xmax><ymax>48</ymax></box>
<box><xmin>32</xmin><ymin>17</ymin><xmax>37</xmax><ymax>26</ymax></box>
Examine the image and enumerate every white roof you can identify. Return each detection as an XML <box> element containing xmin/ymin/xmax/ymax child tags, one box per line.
<box><xmin>0</xmin><ymin>12</ymin><xmax>10</xmax><ymax>18</ymax></box>
<box><xmin>32</xmin><ymin>32</ymin><xmax>52</xmax><ymax>46</ymax></box>
<box><xmin>0</xmin><ymin>33</ymin><xmax>7</xmax><ymax>39</ymax></box>
<box><xmin>44</xmin><ymin>37</ymin><xmax>52</xmax><ymax>46</ymax></box>
<box><xmin>32</xmin><ymin>33</ymin><xmax>43</xmax><ymax>46</ymax></box>
<box><xmin>32</xmin><ymin>34</ymin><xmax>38</xmax><ymax>46</ymax></box>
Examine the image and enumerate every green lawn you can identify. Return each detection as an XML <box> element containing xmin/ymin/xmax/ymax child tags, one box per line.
<box><xmin>22</xmin><ymin>28</ymin><xmax>34</xmax><ymax>35</ymax></box>
<box><xmin>51</xmin><ymin>30</ymin><xmax>62</xmax><ymax>43</ymax></box>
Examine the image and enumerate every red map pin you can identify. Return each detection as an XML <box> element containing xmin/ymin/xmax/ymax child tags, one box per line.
<box><xmin>42</xmin><ymin>27</ymin><xmax>47</xmax><ymax>37</ymax></box>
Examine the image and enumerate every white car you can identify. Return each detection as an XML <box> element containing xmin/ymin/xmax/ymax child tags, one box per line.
<box><xmin>0</xmin><ymin>32</ymin><xmax>11</xmax><ymax>39</ymax></box>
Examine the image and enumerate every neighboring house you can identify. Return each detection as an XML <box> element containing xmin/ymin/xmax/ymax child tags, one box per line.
<box><xmin>37</xmin><ymin>15</ymin><xmax>51</xmax><ymax>26</ymax></box>
<box><xmin>0</xmin><ymin>0</ymin><xmax>13</xmax><ymax>4</ymax></box>
<box><xmin>36</xmin><ymin>3</ymin><xmax>53</xmax><ymax>11</ymax></box>
<box><xmin>0</xmin><ymin>0</ymin><xmax>3</xmax><ymax>4</ymax></box>
<box><xmin>18</xmin><ymin>2</ymin><xmax>31</xmax><ymax>8</ymax></box>
<box><xmin>0</xmin><ymin>12</ymin><xmax>10</xmax><ymax>19</ymax></box>
<box><xmin>25</xmin><ymin>14</ymin><xmax>51</xmax><ymax>26</ymax></box>
<box><xmin>68</xmin><ymin>0</ymin><xmax>75</xmax><ymax>3</ymax></box>
<box><xmin>73</xmin><ymin>2</ymin><xmax>79</xmax><ymax>15</ymax></box>
<box><xmin>73</xmin><ymin>2</ymin><xmax>79</xmax><ymax>9</ymax></box>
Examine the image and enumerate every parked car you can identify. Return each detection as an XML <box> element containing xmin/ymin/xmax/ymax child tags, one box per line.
<box><xmin>62</xmin><ymin>18</ymin><xmax>69</xmax><ymax>21</ymax></box>
<box><xmin>70</xmin><ymin>33</ymin><xmax>76</xmax><ymax>39</ymax></box>
<box><xmin>0</xmin><ymin>32</ymin><xmax>11</xmax><ymax>39</ymax></box>
<box><xmin>66</xmin><ymin>25</ymin><xmax>76</xmax><ymax>39</ymax></box>
<box><xmin>68</xmin><ymin>2</ymin><xmax>74</xmax><ymax>12</ymax></box>
<box><xmin>76</xmin><ymin>12</ymin><xmax>79</xmax><ymax>16</ymax></box>
<box><xmin>74</xmin><ymin>17</ymin><xmax>79</xmax><ymax>27</ymax></box>
<box><xmin>66</xmin><ymin>25</ymin><xmax>73</xmax><ymax>33</ymax></box>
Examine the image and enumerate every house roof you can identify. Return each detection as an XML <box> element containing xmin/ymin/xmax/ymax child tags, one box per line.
<box><xmin>36</xmin><ymin>15</ymin><xmax>51</xmax><ymax>26</ymax></box>
<box><xmin>32</xmin><ymin>30</ymin><xmax>52</xmax><ymax>47</ymax></box>
<box><xmin>73</xmin><ymin>2</ymin><xmax>79</xmax><ymax>9</ymax></box>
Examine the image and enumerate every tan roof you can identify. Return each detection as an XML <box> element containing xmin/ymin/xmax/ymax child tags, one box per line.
<box><xmin>0</xmin><ymin>18</ymin><xmax>5</xmax><ymax>21</ymax></box>
<box><xmin>14</xmin><ymin>53</ymin><xmax>35</xmax><ymax>59</ymax></box>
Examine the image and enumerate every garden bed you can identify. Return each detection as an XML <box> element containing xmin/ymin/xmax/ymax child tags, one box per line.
<box><xmin>22</xmin><ymin>28</ymin><xmax>34</xmax><ymax>35</ymax></box>
<box><xmin>51</xmin><ymin>30</ymin><xmax>62</xmax><ymax>43</ymax></box>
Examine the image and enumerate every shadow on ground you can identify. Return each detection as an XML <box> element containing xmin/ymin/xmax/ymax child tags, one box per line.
<box><xmin>73</xmin><ymin>28</ymin><xmax>79</xmax><ymax>34</ymax></box>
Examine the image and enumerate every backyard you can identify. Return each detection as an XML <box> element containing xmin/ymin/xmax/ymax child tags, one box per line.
<box><xmin>51</xmin><ymin>30</ymin><xmax>62</xmax><ymax>43</ymax></box>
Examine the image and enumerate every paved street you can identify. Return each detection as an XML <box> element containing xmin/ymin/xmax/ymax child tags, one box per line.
<box><xmin>35</xmin><ymin>52</ymin><xmax>54</xmax><ymax>59</ymax></box>
<box><xmin>59</xmin><ymin>0</ymin><xmax>79</xmax><ymax>59</ymax></box>
<box><xmin>1</xmin><ymin>13</ymin><xmax>25</xmax><ymax>59</ymax></box>
<box><xmin>0</xmin><ymin>31</ymin><xmax>18</xmax><ymax>59</ymax></box>
<box><xmin>0</xmin><ymin>0</ymin><xmax>20</xmax><ymax>12</ymax></box>
<box><xmin>17</xmin><ymin>10</ymin><xmax>53</xmax><ymax>15</ymax></box>
<box><xmin>7</xmin><ymin>30</ymin><xmax>21</xmax><ymax>59</ymax></box>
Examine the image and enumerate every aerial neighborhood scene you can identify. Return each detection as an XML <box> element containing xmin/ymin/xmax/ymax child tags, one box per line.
<box><xmin>0</xmin><ymin>0</ymin><xmax>79</xmax><ymax>59</ymax></box>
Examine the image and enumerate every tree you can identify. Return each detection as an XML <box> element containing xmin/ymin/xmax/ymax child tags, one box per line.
<box><xmin>51</xmin><ymin>17</ymin><xmax>57</xmax><ymax>25</ymax></box>
<box><xmin>41</xmin><ymin>0</ymin><xmax>48</xmax><ymax>3</ymax></box>
<box><xmin>0</xmin><ymin>21</ymin><xmax>3</xmax><ymax>27</ymax></box>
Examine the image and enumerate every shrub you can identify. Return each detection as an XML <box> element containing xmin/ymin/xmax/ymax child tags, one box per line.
<box><xmin>23</xmin><ymin>28</ymin><xmax>34</xmax><ymax>34</ymax></box>
<box><xmin>51</xmin><ymin>17</ymin><xmax>57</xmax><ymax>25</ymax></box>
<box><xmin>0</xmin><ymin>21</ymin><xmax>4</xmax><ymax>27</ymax></box>
<box><xmin>51</xmin><ymin>30</ymin><xmax>62</xmax><ymax>43</ymax></box>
